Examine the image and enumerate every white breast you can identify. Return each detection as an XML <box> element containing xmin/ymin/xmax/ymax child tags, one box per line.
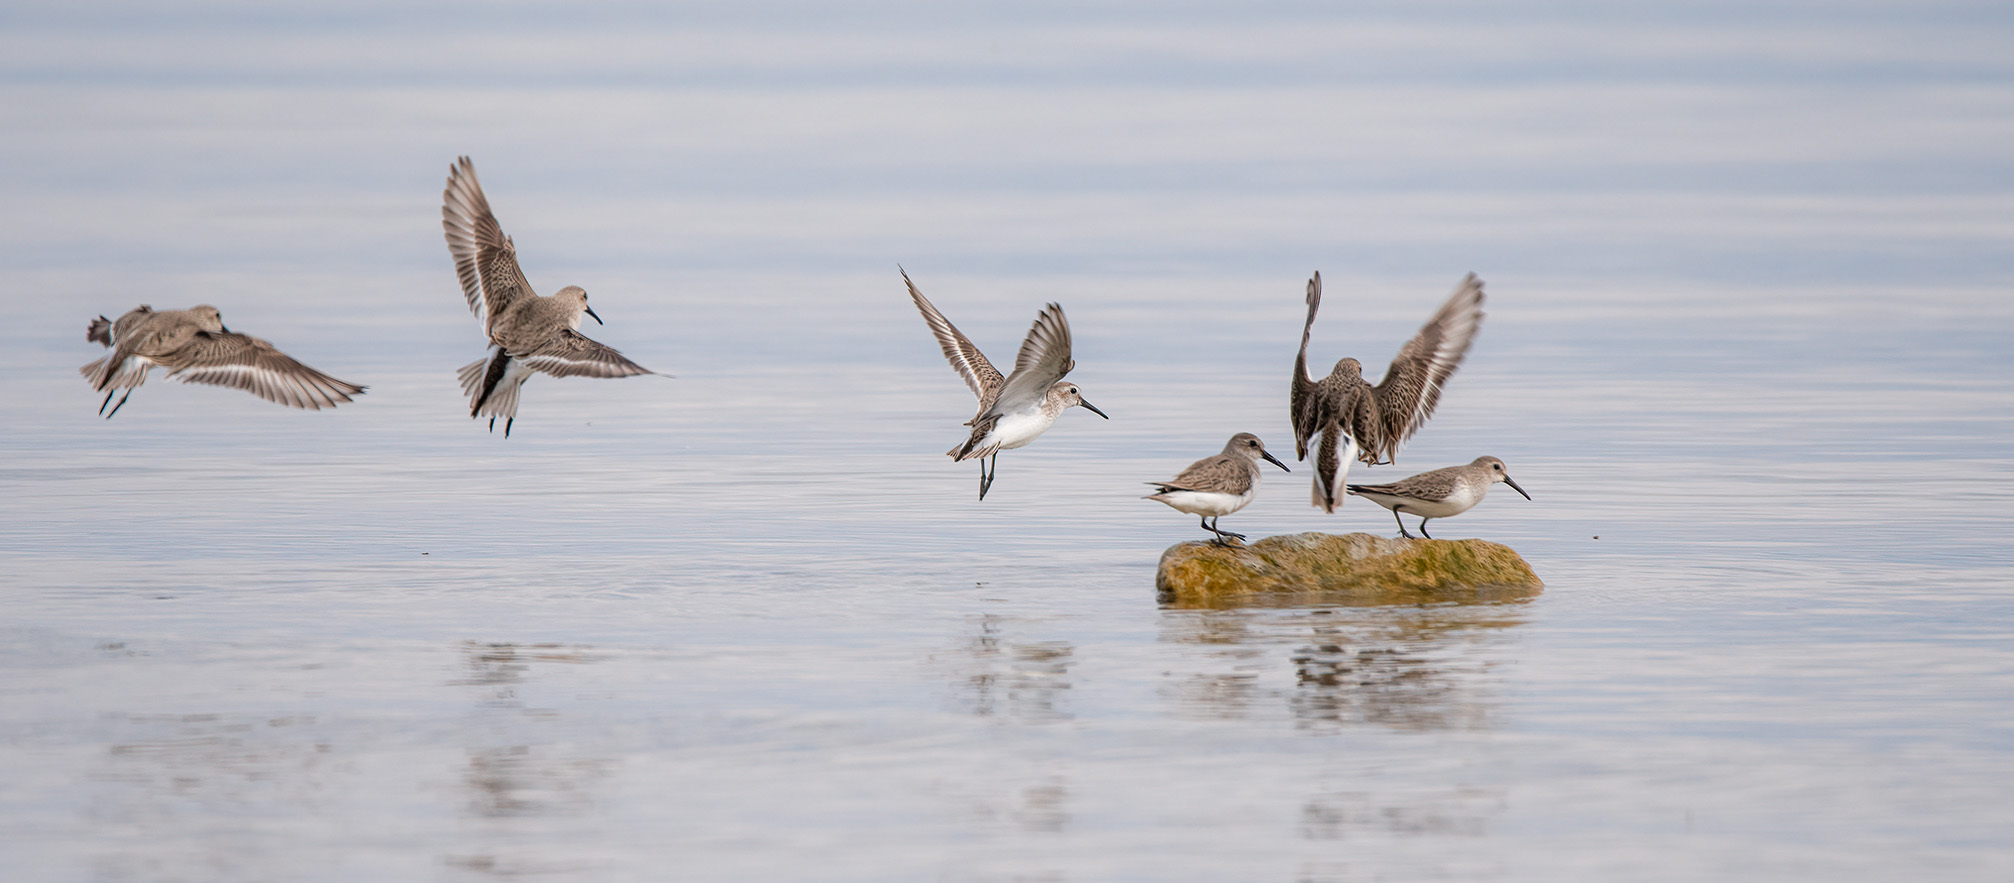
<box><xmin>1149</xmin><ymin>489</ymin><xmax>1254</xmax><ymax>518</ymax></box>
<box><xmin>988</xmin><ymin>407</ymin><xmax>1058</xmax><ymax>451</ymax></box>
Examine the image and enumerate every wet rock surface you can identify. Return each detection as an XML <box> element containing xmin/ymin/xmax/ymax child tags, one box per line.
<box><xmin>1156</xmin><ymin>532</ymin><xmax>1543</xmax><ymax>609</ymax></box>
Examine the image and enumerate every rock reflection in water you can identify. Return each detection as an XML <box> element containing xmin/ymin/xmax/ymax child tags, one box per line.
<box><xmin>1160</xmin><ymin>604</ymin><xmax>1529</xmax><ymax>732</ymax></box>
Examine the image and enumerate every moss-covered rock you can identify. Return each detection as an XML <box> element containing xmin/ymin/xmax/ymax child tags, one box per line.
<box><xmin>1156</xmin><ymin>532</ymin><xmax>1542</xmax><ymax>609</ymax></box>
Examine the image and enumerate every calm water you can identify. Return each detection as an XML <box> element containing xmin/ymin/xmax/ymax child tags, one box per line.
<box><xmin>5</xmin><ymin>3</ymin><xmax>2014</xmax><ymax>881</ymax></box>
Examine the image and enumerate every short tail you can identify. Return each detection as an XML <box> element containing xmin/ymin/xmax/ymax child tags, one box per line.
<box><xmin>80</xmin><ymin>353</ymin><xmax>149</xmax><ymax>393</ymax></box>
<box><xmin>1310</xmin><ymin>427</ymin><xmax>1354</xmax><ymax>512</ymax></box>
<box><xmin>462</xmin><ymin>348</ymin><xmax>529</xmax><ymax>423</ymax></box>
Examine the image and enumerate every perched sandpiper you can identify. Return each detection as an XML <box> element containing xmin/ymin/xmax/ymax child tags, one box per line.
<box><xmin>1145</xmin><ymin>432</ymin><xmax>1290</xmax><ymax>544</ymax></box>
<box><xmin>1346</xmin><ymin>456</ymin><xmax>1530</xmax><ymax>539</ymax></box>
<box><xmin>903</xmin><ymin>269</ymin><xmax>1108</xmax><ymax>500</ymax></box>
<box><xmin>80</xmin><ymin>305</ymin><xmax>364</xmax><ymax>417</ymax></box>
<box><xmin>1291</xmin><ymin>271</ymin><xmax>1484</xmax><ymax>512</ymax></box>
<box><xmin>442</xmin><ymin>156</ymin><xmax>656</xmax><ymax>437</ymax></box>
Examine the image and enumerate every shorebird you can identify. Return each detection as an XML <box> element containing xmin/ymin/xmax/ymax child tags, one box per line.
<box><xmin>1145</xmin><ymin>432</ymin><xmax>1290</xmax><ymax>544</ymax></box>
<box><xmin>1346</xmin><ymin>456</ymin><xmax>1530</xmax><ymax>539</ymax></box>
<box><xmin>1291</xmin><ymin>271</ymin><xmax>1484</xmax><ymax>512</ymax></box>
<box><xmin>80</xmin><ymin>305</ymin><xmax>364</xmax><ymax>417</ymax></box>
<box><xmin>903</xmin><ymin>269</ymin><xmax>1108</xmax><ymax>500</ymax></box>
<box><xmin>442</xmin><ymin>156</ymin><xmax>655</xmax><ymax>437</ymax></box>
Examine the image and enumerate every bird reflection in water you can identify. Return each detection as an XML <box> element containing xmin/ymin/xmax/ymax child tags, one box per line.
<box><xmin>930</xmin><ymin>614</ymin><xmax>1077</xmax><ymax>840</ymax></box>
<box><xmin>445</xmin><ymin>642</ymin><xmax>607</xmax><ymax>877</ymax></box>
<box><xmin>937</xmin><ymin>613</ymin><xmax>1075</xmax><ymax>724</ymax></box>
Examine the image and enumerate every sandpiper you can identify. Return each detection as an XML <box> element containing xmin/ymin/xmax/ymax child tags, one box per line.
<box><xmin>1291</xmin><ymin>271</ymin><xmax>1484</xmax><ymax>512</ymax></box>
<box><xmin>442</xmin><ymin>156</ymin><xmax>655</xmax><ymax>437</ymax></box>
<box><xmin>1146</xmin><ymin>432</ymin><xmax>1290</xmax><ymax>544</ymax></box>
<box><xmin>1346</xmin><ymin>456</ymin><xmax>1530</xmax><ymax>539</ymax></box>
<box><xmin>904</xmin><ymin>269</ymin><xmax>1108</xmax><ymax>500</ymax></box>
<box><xmin>80</xmin><ymin>305</ymin><xmax>364</xmax><ymax>417</ymax></box>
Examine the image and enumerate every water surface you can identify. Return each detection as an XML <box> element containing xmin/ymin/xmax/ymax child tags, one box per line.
<box><xmin>4</xmin><ymin>3</ymin><xmax>2013</xmax><ymax>881</ymax></box>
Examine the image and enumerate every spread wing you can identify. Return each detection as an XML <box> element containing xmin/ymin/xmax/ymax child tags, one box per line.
<box><xmin>987</xmin><ymin>302</ymin><xmax>1074</xmax><ymax>418</ymax></box>
<box><xmin>160</xmin><ymin>331</ymin><xmax>365</xmax><ymax>410</ymax></box>
<box><xmin>1369</xmin><ymin>273</ymin><xmax>1484</xmax><ymax>463</ymax></box>
<box><xmin>520</xmin><ymin>329</ymin><xmax>654</xmax><ymax>379</ymax></box>
<box><xmin>1290</xmin><ymin>272</ymin><xmax>1326</xmax><ymax>460</ymax></box>
<box><xmin>442</xmin><ymin>156</ymin><xmax>535</xmax><ymax>326</ymax></box>
<box><xmin>903</xmin><ymin>269</ymin><xmax>1003</xmax><ymax>405</ymax></box>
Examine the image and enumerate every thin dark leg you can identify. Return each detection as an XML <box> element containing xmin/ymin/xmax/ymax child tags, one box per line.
<box><xmin>1418</xmin><ymin>519</ymin><xmax>1433</xmax><ymax>540</ymax></box>
<box><xmin>487</xmin><ymin>417</ymin><xmax>496</xmax><ymax>433</ymax></box>
<box><xmin>1392</xmin><ymin>508</ymin><xmax>1415</xmax><ymax>539</ymax></box>
<box><xmin>98</xmin><ymin>388</ymin><xmax>117</xmax><ymax>415</ymax></box>
<box><xmin>503</xmin><ymin>417</ymin><xmax>514</xmax><ymax>439</ymax></box>
<box><xmin>105</xmin><ymin>389</ymin><xmax>135</xmax><ymax>419</ymax></box>
<box><xmin>1204</xmin><ymin>515</ymin><xmax>1247</xmax><ymax>544</ymax></box>
<box><xmin>978</xmin><ymin>453</ymin><xmax>996</xmax><ymax>500</ymax></box>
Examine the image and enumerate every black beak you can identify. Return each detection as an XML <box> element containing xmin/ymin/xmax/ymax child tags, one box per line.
<box><xmin>220</xmin><ymin>325</ymin><xmax>231</xmax><ymax>334</ymax></box>
<box><xmin>584</xmin><ymin>305</ymin><xmax>603</xmax><ymax>325</ymax></box>
<box><xmin>1504</xmin><ymin>475</ymin><xmax>1531</xmax><ymax>500</ymax></box>
<box><xmin>1261</xmin><ymin>450</ymin><xmax>1290</xmax><ymax>472</ymax></box>
<box><xmin>1078</xmin><ymin>398</ymin><xmax>1109</xmax><ymax>419</ymax></box>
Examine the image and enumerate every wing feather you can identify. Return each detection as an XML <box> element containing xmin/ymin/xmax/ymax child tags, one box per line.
<box><xmin>442</xmin><ymin>156</ymin><xmax>536</xmax><ymax>326</ymax></box>
<box><xmin>1290</xmin><ymin>273</ymin><xmax>1325</xmax><ymax>460</ymax></box>
<box><xmin>159</xmin><ymin>331</ymin><xmax>365</xmax><ymax>410</ymax></box>
<box><xmin>519</xmin><ymin>329</ymin><xmax>654</xmax><ymax>379</ymax></box>
<box><xmin>987</xmin><ymin>302</ymin><xmax>1074</xmax><ymax>418</ymax></box>
<box><xmin>903</xmin><ymin>270</ymin><xmax>1003</xmax><ymax>405</ymax></box>
<box><xmin>1369</xmin><ymin>273</ymin><xmax>1484</xmax><ymax>462</ymax></box>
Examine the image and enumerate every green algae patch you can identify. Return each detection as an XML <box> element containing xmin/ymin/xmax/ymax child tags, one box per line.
<box><xmin>1156</xmin><ymin>532</ymin><xmax>1543</xmax><ymax>609</ymax></box>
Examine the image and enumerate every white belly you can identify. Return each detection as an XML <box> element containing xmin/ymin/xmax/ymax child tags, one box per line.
<box><xmin>1150</xmin><ymin>489</ymin><xmax>1254</xmax><ymax>518</ymax></box>
<box><xmin>1357</xmin><ymin>483</ymin><xmax>1485</xmax><ymax>519</ymax></box>
<box><xmin>987</xmin><ymin>407</ymin><xmax>1058</xmax><ymax>451</ymax></box>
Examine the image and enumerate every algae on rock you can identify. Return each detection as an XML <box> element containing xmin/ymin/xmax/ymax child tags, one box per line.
<box><xmin>1156</xmin><ymin>531</ymin><xmax>1542</xmax><ymax>609</ymax></box>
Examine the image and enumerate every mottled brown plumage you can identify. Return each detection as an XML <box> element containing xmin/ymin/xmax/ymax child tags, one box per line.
<box><xmin>1290</xmin><ymin>272</ymin><xmax>1485</xmax><ymax>512</ymax></box>
<box><xmin>904</xmin><ymin>269</ymin><xmax>1107</xmax><ymax>500</ymax></box>
<box><xmin>80</xmin><ymin>304</ymin><xmax>364</xmax><ymax>417</ymax></box>
<box><xmin>1145</xmin><ymin>432</ymin><xmax>1290</xmax><ymax>544</ymax></box>
<box><xmin>1346</xmin><ymin>456</ymin><xmax>1530</xmax><ymax>539</ymax></box>
<box><xmin>442</xmin><ymin>157</ymin><xmax>655</xmax><ymax>437</ymax></box>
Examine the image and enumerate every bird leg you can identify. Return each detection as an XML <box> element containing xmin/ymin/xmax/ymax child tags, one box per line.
<box><xmin>104</xmin><ymin>389</ymin><xmax>135</xmax><ymax>419</ymax></box>
<box><xmin>503</xmin><ymin>417</ymin><xmax>515</xmax><ymax>439</ymax></box>
<box><xmin>98</xmin><ymin>388</ymin><xmax>118</xmax><ymax>415</ymax></box>
<box><xmin>1204</xmin><ymin>516</ymin><xmax>1247</xmax><ymax>545</ymax></box>
<box><xmin>977</xmin><ymin>453</ymin><xmax>996</xmax><ymax>500</ymax></box>
<box><xmin>1418</xmin><ymin>519</ymin><xmax>1434</xmax><ymax>540</ymax></box>
<box><xmin>1391</xmin><ymin>508</ymin><xmax>1416</xmax><ymax>539</ymax></box>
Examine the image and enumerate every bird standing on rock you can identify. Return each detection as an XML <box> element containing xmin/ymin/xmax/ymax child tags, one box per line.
<box><xmin>1145</xmin><ymin>432</ymin><xmax>1291</xmax><ymax>545</ymax></box>
<box><xmin>1346</xmin><ymin>456</ymin><xmax>1530</xmax><ymax>539</ymax></box>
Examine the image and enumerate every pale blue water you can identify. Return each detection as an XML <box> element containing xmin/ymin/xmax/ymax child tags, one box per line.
<box><xmin>4</xmin><ymin>3</ymin><xmax>2014</xmax><ymax>881</ymax></box>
